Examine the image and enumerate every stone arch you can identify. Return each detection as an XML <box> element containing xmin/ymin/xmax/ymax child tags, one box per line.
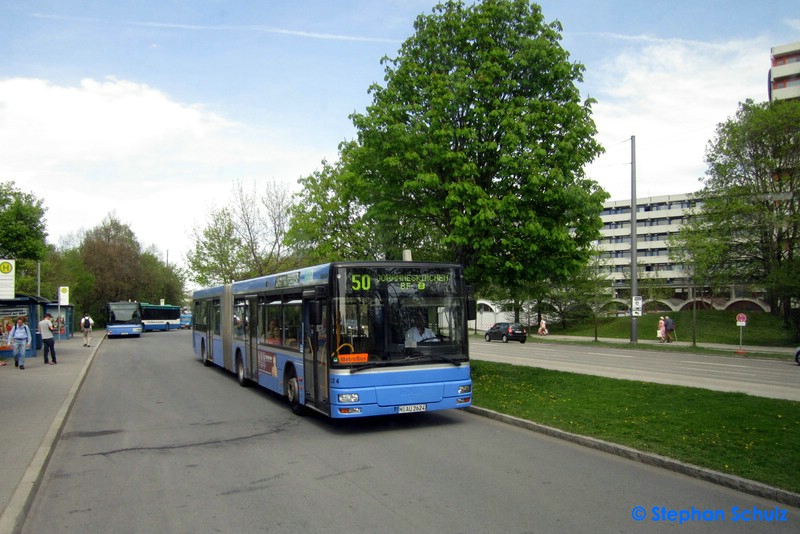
<box><xmin>678</xmin><ymin>299</ymin><xmax>714</xmax><ymax>311</ymax></box>
<box><xmin>725</xmin><ymin>299</ymin><xmax>770</xmax><ymax>313</ymax></box>
<box><xmin>644</xmin><ymin>299</ymin><xmax>672</xmax><ymax>313</ymax></box>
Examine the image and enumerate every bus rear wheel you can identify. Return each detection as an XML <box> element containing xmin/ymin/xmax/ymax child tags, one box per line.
<box><xmin>286</xmin><ymin>370</ymin><xmax>305</xmax><ymax>416</ymax></box>
<box><xmin>236</xmin><ymin>353</ymin><xmax>247</xmax><ymax>387</ymax></box>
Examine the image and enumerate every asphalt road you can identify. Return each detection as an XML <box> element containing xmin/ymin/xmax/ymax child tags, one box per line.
<box><xmin>21</xmin><ymin>331</ymin><xmax>800</xmax><ymax>533</ymax></box>
<box><xmin>470</xmin><ymin>337</ymin><xmax>800</xmax><ymax>401</ymax></box>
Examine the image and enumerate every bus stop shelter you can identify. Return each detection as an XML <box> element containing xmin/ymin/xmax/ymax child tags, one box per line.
<box><xmin>44</xmin><ymin>303</ymin><xmax>75</xmax><ymax>340</ymax></box>
<box><xmin>0</xmin><ymin>294</ymin><xmax>50</xmax><ymax>360</ymax></box>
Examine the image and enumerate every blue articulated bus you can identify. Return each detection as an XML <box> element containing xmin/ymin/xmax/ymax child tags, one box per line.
<box><xmin>105</xmin><ymin>301</ymin><xmax>143</xmax><ymax>337</ymax></box>
<box><xmin>141</xmin><ymin>303</ymin><xmax>182</xmax><ymax>331</ymax></box>
<box><xmin>192</xmin><ymin>261</ymin><xmax>476</xmax><ymax>418</ymax></box>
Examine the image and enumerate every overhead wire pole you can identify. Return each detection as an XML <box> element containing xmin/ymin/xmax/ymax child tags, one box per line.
<box><xmin>630</xmin><ymin>135</ymin><xmax>638</xmax><ymax>343</ymax></box>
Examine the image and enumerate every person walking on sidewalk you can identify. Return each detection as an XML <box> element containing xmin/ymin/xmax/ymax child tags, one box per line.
<box><xmin>8</xmin><ymin>317</ymin><xmax>31</xmax><ymax>369</ymax></box>
<box><xmin>664</xmin><ymin>316</ymin><xmax>675</xmax><ymax>343</ymax></box>
<box><xmin>39</xmin><ymin>313</ymin><xmax>57</xmax><ymax>364</ymax></box>
<box><xmin>81</xmin><ymin>313</ymin><xmax>94</xmax><ymax>347</ymax></box>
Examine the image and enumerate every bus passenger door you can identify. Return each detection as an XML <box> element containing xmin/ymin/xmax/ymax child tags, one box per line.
<box><xmin>247</xmin><ymin>300</ymin><xmax>258</xmax><ymax>381</ymax></box>
<box><xmin>209</xmin><ymin>299</ymin><xmax>221</xmax><ymax>362</ymax></box>
<box><xmin>303</xmin><ymin>298</ymin><xmax>328</xmax><ymax>411</ymax></box>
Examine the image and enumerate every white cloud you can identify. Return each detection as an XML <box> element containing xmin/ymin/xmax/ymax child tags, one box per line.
<box><xmin>0</xmin><ymin>77</ymin><xmax>236</xmax><ymax>170</ymax></box>
<box><xmin>585</xmin><ymin>37</ymin><xmax>769</xmax><ymax>201</ymax></box>
<box><xmin>0</xmin><ymin>77</ymin><xmax>326</xmax><ymax>265</ymax></box>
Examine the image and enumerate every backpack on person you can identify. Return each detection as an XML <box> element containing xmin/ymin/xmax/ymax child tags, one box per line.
<box><xmin>10</xmin><ymin>324</ymin><xmax>30</xmax><ymax>342</ymax></box>
<box><xmin>83</xmin><ymin>317</ymin><xmax>91</xmax><ymax>329</ymax></box>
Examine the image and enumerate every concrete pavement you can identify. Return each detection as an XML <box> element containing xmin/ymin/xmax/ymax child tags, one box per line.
<box><xmin>0</xmin><ymin>332</ymin><xmax>796</xmax><ymax>533</ymax></box>
<box><xmin>0</xmin><ymin>331</ymin><xmax>100</xmax><ymax>534</ymax></box>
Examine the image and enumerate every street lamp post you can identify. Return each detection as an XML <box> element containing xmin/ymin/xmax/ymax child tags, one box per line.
<box><xmin>630</xmin><ymin>135</ymin><xmax>638</xmax><ymax>343</ymax></box>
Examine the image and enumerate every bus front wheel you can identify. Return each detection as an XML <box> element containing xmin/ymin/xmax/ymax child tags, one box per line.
<box><xmin>286</xmin><ymin>370</ymin><xmax>305</xmax><ymax>416</ymax></box>
<box><xmin>236</xmin><ymin>353</ymin><xmax>247</xmax><ymax>387</ymax></box>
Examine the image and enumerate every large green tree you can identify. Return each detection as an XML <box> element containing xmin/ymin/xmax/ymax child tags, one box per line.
<box><xmin>74</xmin><ymin>214</ymin><xmax>185</xmax><ymax>320</ymax></box>
<box><xmin>0</xmin><ymin>181</ymin><xmax>48</xmax><ymax>261</ymax></box>
<box><xmin>187</xmin><ymin>206</ymin><xmax>246</xmax><ymax>286</ymax></box>
<box><xmin>77</xmin><ymin>215</ymin><xmax>144</xmax><ymax>314</ymax></box>
<box><xmin>290</xmin><ymin>0</ymin><xmax>606</xmax><ymax>293</ymax></box>
<box><xmin>699</xmin><ymin>98</ymin><xmax>800</xmax><ymax>329</ymax></box>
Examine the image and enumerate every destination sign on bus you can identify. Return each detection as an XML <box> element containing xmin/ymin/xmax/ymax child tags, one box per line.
<box><xmin>349</xmin><ymin>272</ymin><xmax>451</xmax><ymax>292</ymax></box>
<box><xmin>275</xmin><ymin>272</ymin><xmax>300</xmax><ymax>288</ymax></box>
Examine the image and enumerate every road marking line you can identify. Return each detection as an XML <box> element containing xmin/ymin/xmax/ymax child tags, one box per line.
<box><xmin>677</xmin><ymin>366</ymin><xmax>752</xmax><ymax>376</ymax></box>
<box><xmin>679</xmin><ymin>361</ymin><xmax>749</xmax><ymax>368</ymax></box>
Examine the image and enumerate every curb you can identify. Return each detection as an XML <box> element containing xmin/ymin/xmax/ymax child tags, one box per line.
<box><xmin>0</xmin><ymin>337</ymin><xmax>103</xmax><ymax>534</ymax></box>
<box><xmin>466</xmin><ymin>405</ymin><xmax>800</xmax><ymax>509</ymax></box>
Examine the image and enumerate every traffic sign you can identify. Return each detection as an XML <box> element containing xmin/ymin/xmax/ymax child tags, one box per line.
<box><xmin>736</xmin><ymin>313</ymin><xmax>747</xmax><ymax>327</ymax></box>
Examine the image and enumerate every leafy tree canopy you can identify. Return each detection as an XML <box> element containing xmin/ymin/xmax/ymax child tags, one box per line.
<box><xmin>0</xmin><ymin>181</ymin><xmax>48</xmax><ymax>261</ymax></box>
<box><xmin>699</xmin><ymin>98</ymin><xmax>800</xmax><ymax>318</ymax></box>
<box><xmin>187</xmin><ymin>206</ymin><xmax>248</xmax><ymax>286</ymax></box>
<box><xmin>74</xmin><ymin>214</ymin><xmax>184</xmax><ymax>317</ymax></box>
<box><xmin>290</xmin><ymin>0</ymin><xmax>607</xmax><ymax>294</ymax></box>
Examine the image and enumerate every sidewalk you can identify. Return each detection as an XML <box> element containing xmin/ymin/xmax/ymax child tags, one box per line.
<box><xmin>535</xmin><ymin>334</ymin><xmax>797</xmax><ymax>356</ymax></box>
<box><xmin>0</xmin><ymin>331</ymin><xmax>101</xmax><ymax>534</ymax></box>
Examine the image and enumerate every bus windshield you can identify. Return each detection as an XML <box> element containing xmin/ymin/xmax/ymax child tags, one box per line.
<box><xmin>108</xmin><ymin>303</ymin><xmax>142</xmax><ymax>324</ymax></box>
<box><xmin>331</xmin><ymin>265</ymin><xmax>468</xmax><ymax>368</ymax></box>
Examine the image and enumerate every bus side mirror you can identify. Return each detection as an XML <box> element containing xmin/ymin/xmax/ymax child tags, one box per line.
<box><xmin>467</xmin><ymin>299</ymin><xmax>477</xmax><ymax>321</ymax></box>
<box><xmin>308</xmin><ymin>301</ymin><xmax>322</xmax><ymax>325</ymax></box>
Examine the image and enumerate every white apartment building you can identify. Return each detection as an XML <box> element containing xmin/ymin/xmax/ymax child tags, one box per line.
<box><xmin>769</xmin><ymin>41</ymin><xmax>800</xmax><ymax>102</ymax></box>
<box><xmin>598</xmin><ymin>193</ymin><xmax>696</xmax><ymax>300</ymax></box>
<box><xmin>597</xmin><ymin>194</ymin><xmax>769</xmax><ymax>313</ymax></box>
<box><xmin>473</xmin><ymin>191</ymin><xmax>768</xmax><ymax>328</ymax></box>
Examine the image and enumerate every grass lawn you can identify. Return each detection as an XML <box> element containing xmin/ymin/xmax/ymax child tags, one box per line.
<box><xmin>471</xmin><ymin>360</ymin><xmax>800</xmax><ymax>494</ymax></box>
<box><xmin>549</xmin><ymin>310</ymin><xmax>798</xmax><ymax>347</ymax></box>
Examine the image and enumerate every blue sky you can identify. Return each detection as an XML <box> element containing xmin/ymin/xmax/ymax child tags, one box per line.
<box><xmin>1</xmin><ymin>0</ymin><xmax>798</xmax><ymax>271</ymax></box>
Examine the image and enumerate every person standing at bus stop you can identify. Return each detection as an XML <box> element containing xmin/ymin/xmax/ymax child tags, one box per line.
<box><xmin>81</xmin><ymin>313</ymin><xmax>94</xmax><ymax>347</ymax></box>
<box><xmin>39</xmin><ymin>313</ymin><xmax>57</xmax><ymax>364</ymax></box>
<box><xmin>8</xmin><ymin>317</ymin><xmax>31</xmax><ymax>369</ymax></box>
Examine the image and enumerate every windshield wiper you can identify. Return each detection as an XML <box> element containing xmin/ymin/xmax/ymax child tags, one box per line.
<box><xmin>402</xmin><ymin>351</ymin><xmax>462</xmax><ymax>367</ymax></box>
<box><xmin>424</xmin><ymin>353</ymin><xmax>461</xmax><ymax>366</ymax></box>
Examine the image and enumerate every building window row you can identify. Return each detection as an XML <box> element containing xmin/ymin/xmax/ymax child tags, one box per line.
<box><xmin>600</xmin><ymin>200</ymin><xmax>696</xmax><ymax>218</ymax></box>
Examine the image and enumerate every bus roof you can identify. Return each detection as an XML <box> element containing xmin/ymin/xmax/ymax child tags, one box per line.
<box><xmin>192</xmin><ymin>261</ymin><xmax>464</xmax><ymax>300</ymax></box>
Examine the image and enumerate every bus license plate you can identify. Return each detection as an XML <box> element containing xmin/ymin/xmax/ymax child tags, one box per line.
<box><xmin>398</xmin><ymin>404</ymin><xmax>427</xmax><ymax>413</ymax></box>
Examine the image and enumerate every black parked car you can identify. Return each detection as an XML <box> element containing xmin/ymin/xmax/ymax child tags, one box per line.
<box><xmin>795</xmin><ymin>347</ymin><xmax>800</xmax><ymax>366</ymax></box>
<box><xmin>484</xmin><ymin>322</ymin><xmax>527</xmax><ymax>343</ymax></box>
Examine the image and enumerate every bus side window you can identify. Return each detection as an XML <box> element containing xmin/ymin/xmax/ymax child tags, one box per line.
<box><xmin>284</xmin><ymin>302</ymin><xmax>301</xmax><ymax>348</ymax></box>
<box><xmin>266</xmin><ymin>301</ymin><xmax>281</xmax><ymax>345</ymax></box>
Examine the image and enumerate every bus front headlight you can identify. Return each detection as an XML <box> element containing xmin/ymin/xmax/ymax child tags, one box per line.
<box><xmin>458</xmin><ymin>385</ymin><xmax>472</xmax><ymax>394</ymax></box>
<box><xmin>338</xmin><ymin>393</ymin><xmax>360</xmax><ymax>403</ymax></box>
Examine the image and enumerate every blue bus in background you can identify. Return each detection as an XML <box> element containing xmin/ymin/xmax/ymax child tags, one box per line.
<box><xmin>141</xmin><ymin>303</ymin><xmax>182</xmax><ymax>331</ymax></box>
<box><xmin>179</xmin><ymin>312</ymin><xmax>192</xmax><ymax>329</ymax></box>
<box><xmin>105</xmin><ymin>301</ymin><xmax>143</xmax><ymax>337</ymax></box>
<box><xmin>192</xmin><ymin>261</ymin><xmax>475</xmax><ymax>418</ymax></box>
